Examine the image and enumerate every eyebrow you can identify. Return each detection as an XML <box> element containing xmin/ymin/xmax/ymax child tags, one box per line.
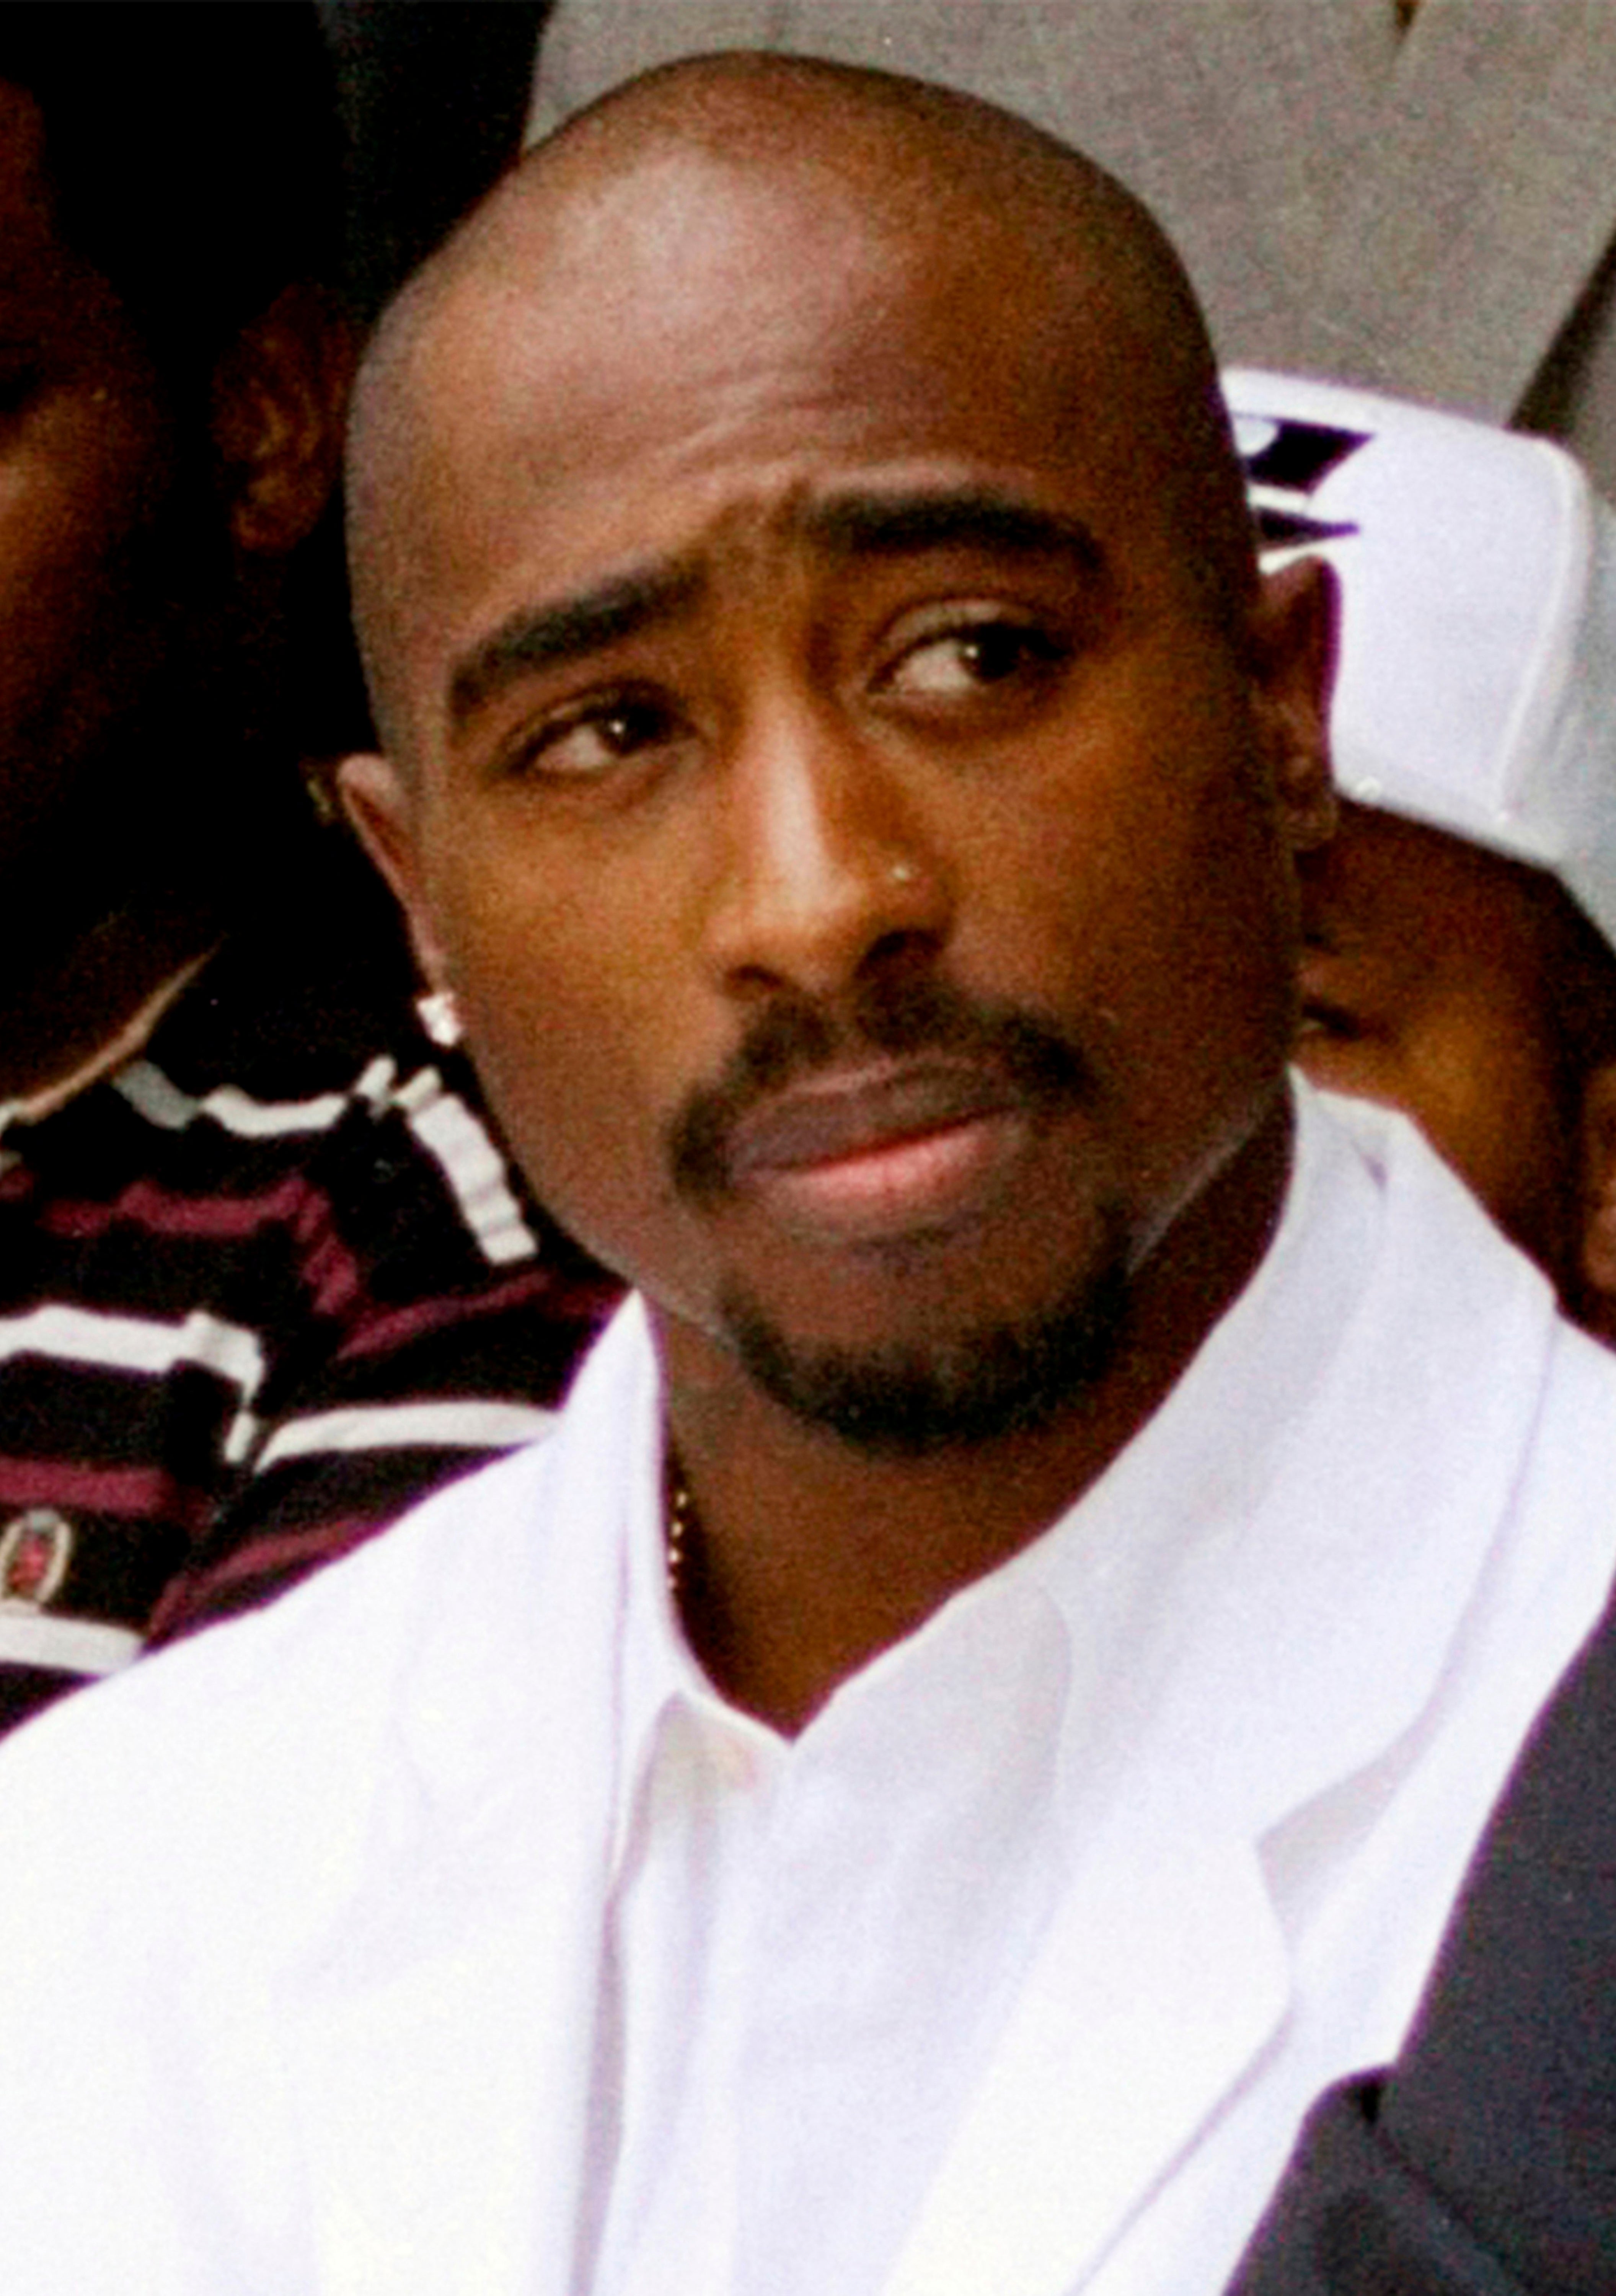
<box><xmin>446</xmin><ymin>560</ymin><xmax>703</xmax><ymax>732</ymax></box>
<box><xmin>797</xmin><ymin>486</ymin><xmax>1104</xmax><ymax>573</ymax></box>
<box><xmin>443</xmin><ymin>487</ymin><xmax>1101</xmax><ymax>736</ymax></box>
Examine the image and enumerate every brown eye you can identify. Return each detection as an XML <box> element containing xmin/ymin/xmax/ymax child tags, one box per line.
<box><xmin>880</xmin><ymin>618</ymin><xmax>1066</xmax><ymax>702</ymax></box>
<box><xmin>521</xmin><ymin>693</ymin><xmax>680</xmax><ymax>779</ymax></box>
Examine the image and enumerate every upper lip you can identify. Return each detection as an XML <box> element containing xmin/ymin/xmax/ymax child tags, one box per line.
<box><xmin>724</xmin><ymin>1060</ymin><xmax>1026</xmax><ymax>1184</ymax></box>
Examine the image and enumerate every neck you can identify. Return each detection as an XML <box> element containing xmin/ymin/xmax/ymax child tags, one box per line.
<box><xmin>0</xmin><ymin>888</ymin><xmax>223</xmax><ymax>1107</ymax></box>
<box><xmin>659</xmin><ymin>1096</ymin><xmax>1293</xmax><ymax>1735</ymax></box>
<box><xmin>0</xmin><ymin>710</ymin><xmax>305</xmax><ymax>1106</ymax></box>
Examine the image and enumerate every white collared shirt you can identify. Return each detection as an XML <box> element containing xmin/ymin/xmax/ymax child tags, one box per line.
<box><xmin>0</xmin><ymin>1088</ymin><xmax>1612</xmax><ymax>2296</ymax></box>
<box><xmin>580</xmin><ymin>1088</ymin><xmax>1616</xmax><ymax>2294</ymax></box>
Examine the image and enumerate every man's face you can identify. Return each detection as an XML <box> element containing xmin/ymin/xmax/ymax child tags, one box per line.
<box><xmin>1296</xmin><ymin>799</ymin><xmax>1575</xmax><ymax>1271</ymax></box>
<box><xmin>359</xmin><ymin>155</ymin><xmax>1327</xmax><ymax>1443</ymax></box>
<box><xmin>0</xmin><ymin>84</ymin><xmax>197</xmax><ymax>885</ymax></box>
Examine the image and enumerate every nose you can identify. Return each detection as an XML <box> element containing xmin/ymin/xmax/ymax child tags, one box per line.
<box><xmin>701</xmin><ymin>696</ymin><xmax>953</xmax><ymax>1000</ymax></box>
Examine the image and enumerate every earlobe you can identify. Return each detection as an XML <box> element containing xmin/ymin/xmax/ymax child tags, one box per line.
<box><xmin>1577</xmin><ymin>1060</ymin><xmax>1616</xmax><ymax>1339</ymax></box>
<box><xmin>338</xmin><ymin>752</ymin><xmax>450</xmax><ymax>991</ymax></box>
<box><xmin>211</xmin><ymin>282</ymin><xmax>355</xmax><ymax>559</ymax></box>
<box><xmin>1249</xmin><ymin>555</ymin><xmax>1339</xmax><ymax>854</ymax></box>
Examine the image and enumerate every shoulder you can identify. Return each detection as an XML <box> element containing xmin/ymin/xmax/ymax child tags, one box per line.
<box><xmin>0</xmin><ymin>1429</ymin><xmax>569</xmax><ymax>1903</ymax></box>
<box><xmin>0</xmin><ymin>1294</ymin><xmax>654</xmax><ymax>1874</ymax></box>
<box><xmin>1314</xmin><ymin>1080</ymin><xmax>1616</xmax><ymax>1511</ymax></box>
<box><xmin>1526</xmin><ymin>1307</ymin><xmax>1616</xmax><ymax>1500</ymax></box>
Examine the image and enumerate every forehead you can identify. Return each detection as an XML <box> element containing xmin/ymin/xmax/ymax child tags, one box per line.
<box><xmin>368</xmin><ymin>150</ymin><xmax>1197</xmax><ymax>742</ymax></box>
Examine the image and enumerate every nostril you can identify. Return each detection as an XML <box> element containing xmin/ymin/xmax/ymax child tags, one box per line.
<box><xmin>857</xmin><ymin>924</ymin><xmax>944</xmax><ymax>981</ymax></box>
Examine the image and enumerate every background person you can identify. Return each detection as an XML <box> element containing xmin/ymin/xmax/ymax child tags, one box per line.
<box><xmin>0</xmin><ymin>54</ymin><xmax>1613</xmax><ymax>2293</ymax></box>
<box><xmin>0</xmin><ymin>5</ymin><xmax>612</xmax><ymax>1731</ymax></box>
<box><xmin>1226</xmin><ymin>370</ymin><xmax>1616</xmax><ymax>1342</ymax></box>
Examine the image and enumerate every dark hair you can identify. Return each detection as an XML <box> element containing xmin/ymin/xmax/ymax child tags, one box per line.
<box><xmin>0</xmin><ymin>2</ymin><xmax>344</xmax><ymax>375</ymax></box>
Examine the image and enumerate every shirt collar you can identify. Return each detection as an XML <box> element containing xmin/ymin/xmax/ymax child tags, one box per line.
<box><xmin>610</xmin><ymin>1360</ymin><xmax>779</xmax><ymax>1872</ymax></box>
<box><xmin>608</xmin><ymin>1084</ymin><xmax>1528</xmax><ymax>1881</ymax></box>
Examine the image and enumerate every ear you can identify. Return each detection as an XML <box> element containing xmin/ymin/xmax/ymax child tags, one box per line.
<box><xmin>338</xmin><ymin>751</ymin><xmax>452</xmax><ymax>992</ymax></box>
<box><xmin>1246</xmin><ymin>554</ymin><xmax>1339</xmax><ymax>855</ymax></box>
<box><xmin>1578</xmin><ymin>1058</ymin><xmax>1616</xmax><ymax>1337</ymax></box>
<box><xmin>210</xmin><ymin>281</ymin><xmax>355</xmax><ymax>559</ymax></box>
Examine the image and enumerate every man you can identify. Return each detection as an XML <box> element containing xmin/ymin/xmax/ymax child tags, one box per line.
<box><xmin>0</xmin><ymin>54</ymin><xmax>1612</xmax><ymax>2293</ymax></box>
<box><xmin>1226</xmin><ymin>370</ymin><xmax>1616</xmax><ymax>1345</ymax></box>
<box><xmin>0</xmin><ymin>7</ymin><xmax>610</xmax><ymax>1729</ymax></box>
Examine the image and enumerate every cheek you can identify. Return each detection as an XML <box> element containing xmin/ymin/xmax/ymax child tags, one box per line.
<box><xmin>0</xmin><ymin>383</ymin><xmax>168</xmax><ymax>610</ymax></box>
<box><xmin>0</xmin><ymin>385</ymin><xmax>175</xmax><ymax>747</ymax></box>
<box><xmin>972</xmin><ymin>740</ymin><xmax>1297</xmax><ymax>1125</ymax></box>
<box><xmin>1406</xmin><ymin>1018</ymin><xmax>1565</xmax><ymax>1230</ymax></box>
<box><xmin>424</xmin><ymin>835</ymin><xmax>698</xmax><ymax>1260</ymax></box>
<box><xmin>1293</xmin><ymin>1031</ymin><xmax>1397</xmax><ymax>1108</ymax></box>
<box><xmin>1301</xmin><ymin>991</ymin><xmax>1567</xmax><ymax>1246</ymax></box>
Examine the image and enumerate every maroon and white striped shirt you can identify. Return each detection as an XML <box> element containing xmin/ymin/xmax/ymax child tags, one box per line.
<box><xmin>0</xmin><ymin>840</ymin><xmax>617</xmax><ymax>1733</ymax></box>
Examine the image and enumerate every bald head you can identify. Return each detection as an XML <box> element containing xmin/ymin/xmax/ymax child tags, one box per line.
<box><xmin>336</xmin><ymin>48</ymin><xmax>1334</xmax><ymax>1450</ymax></box>
<box><xmin>347</xmin><ymin>52</ymin><xmax>1254</xmax><ymax>766</ymax></box>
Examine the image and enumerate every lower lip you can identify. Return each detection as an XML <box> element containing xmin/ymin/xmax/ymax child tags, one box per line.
<box><xmin>743</xmin><ymin>1110</ymin><xmax>1026</xmax><ymax>1241</ymax></box>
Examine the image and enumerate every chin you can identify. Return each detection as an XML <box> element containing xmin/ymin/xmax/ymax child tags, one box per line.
<box><xmin>716</xmin><ymin>1209</ymin><xmax>1132</xmax><ymax>1457</ymax></box>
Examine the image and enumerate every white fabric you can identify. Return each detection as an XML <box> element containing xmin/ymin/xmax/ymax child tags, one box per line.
<box><xmin>1223</xmin><ymin>368</ymin><xmax>1616</xmax><ymax>953</ymax></box>
<box><xmin>0</xmin><ymin>1090</ymin><xmax>1612</xmax><ymax>2295</ymax></box>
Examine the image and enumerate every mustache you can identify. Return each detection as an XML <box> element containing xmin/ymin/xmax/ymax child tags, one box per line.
<box><xmin>667</xmin><ymin>975</ymin><xmax>1098</xmax><ymax>1207</ymax></box>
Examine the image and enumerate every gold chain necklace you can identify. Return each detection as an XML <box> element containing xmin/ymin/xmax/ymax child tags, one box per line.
<box><xmin>665</xmin><ymin>1456</ymin><xmax>696</xmax><ymax>1596</ymax></box>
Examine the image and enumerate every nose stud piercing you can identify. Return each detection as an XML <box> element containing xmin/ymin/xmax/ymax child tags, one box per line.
<box><xmin>889</xmin><ymin>859</ymin><xmax>918</xmax><ymax>885</ymax></box>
